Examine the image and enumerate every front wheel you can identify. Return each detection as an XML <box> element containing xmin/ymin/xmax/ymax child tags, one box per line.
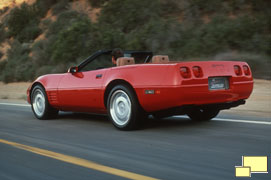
<box><xmin>31</xmin><ymin>85</ymin><xmax>58</xmax><ymax>119</ymax></box>
<box><xmin>107</xmin><ymin>85</ymin><xmax>143</xmax><ymax>130</ymax></box>
<box><xmin>187</xmin><ymin>108</ymin><xmax>219</xmax><ymax>121</ymax></box>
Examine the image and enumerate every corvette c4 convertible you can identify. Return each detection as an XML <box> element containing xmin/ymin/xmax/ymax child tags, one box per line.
<box><xmin>27</xmin><ymin>50</ymin><xmax>253</xmax><ymax>130</ymax></box>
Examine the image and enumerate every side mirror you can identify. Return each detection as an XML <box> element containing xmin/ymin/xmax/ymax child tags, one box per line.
<box><xmin>68</xmin><ymin>66</ymin><xmax>78</xmax><ymax>73</ymax></box>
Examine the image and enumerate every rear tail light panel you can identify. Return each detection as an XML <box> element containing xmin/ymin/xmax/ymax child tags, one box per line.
<box><xmin>243</xmin><ymin>65</ymin><xmax>251</xmax><ymax>76</ymax></box>
<box><xmin>234</xmin><ymin>65</ymin><xmax>242</xmax><ymax>76</ymax></box>
<box><xmin>192</xmin><ymin>66</ymin><xmax>203</xmax><ymax>78</ymax></box>
<box><xmin>180</xmin><ymin>67</ymin><xmax>191</xmax><ymax>78</ymax></box>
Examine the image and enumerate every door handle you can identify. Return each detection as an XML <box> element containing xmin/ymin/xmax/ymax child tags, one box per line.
<box><xmin>96</xmin><ymin>74</ymin><xmax>103</xmax><ymax>79</ymax></box>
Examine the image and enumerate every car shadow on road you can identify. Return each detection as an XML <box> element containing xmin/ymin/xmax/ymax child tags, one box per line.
<box><xmin>141</xmin><ymin>116</ymin><xmax>210</xmax><ymax>130</ymax></box>
<box><xmin>55</xmin><ymin>112</ymin><xmax>209</xmax><ymax>130</ymax></box>
<box><xmin>57</xmin><ymin>112</ymin><xmax>108</xmax><ymax>122</ymax></box>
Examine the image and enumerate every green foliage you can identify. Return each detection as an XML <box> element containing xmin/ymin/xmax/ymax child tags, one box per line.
<box><xmin>98</xmin><ymin>0</ymin><xmax>162</xmax><ymax>33</ymax></box>
<box><xmin>0</xmin><ymin>60</ymin><xmax>6</xmax><ymax>73</ymax></box>
<box><xmin>0</xmin><ymin>24</ymin><xmax>6</xmax><ymax>43</ymax></box>
<box><xmin>6</xmin><ymin>3</ymin><xmax>41</xmax><ymax>42</ymax></box>
<box><xmin>46</xmin><ymin>11</ymin><xmax>81</xmax><ymax>36</ymax></box>
<box><xmin>17</xmin><ymin>22</ymin><xmax>41</xmax><ymax>43</ymax></box>
<box><xmin>0</xmin><ymin>6</ymin><xmax>9</xmax><ymax>15</ymax></box>
<box><xmin>88</xmin><ymin>0</ymin><xmax>110</xmax><ymax>8</ymax></box>
<box><xmin>52</xmin><ymin>0</ymin><xmax>70</xmax><ymax>15</ymax></box>
<box><xmin>0</xmin><ymin>0</ymin><xmax>270</xmax><ymax>81</ymax></box>
<box><xmin>172</xmin><ymin>15</ymin><xmax>271</xmax><ymax>58</ymax></box>
<box><xmin>0</xmin><ymin>40</ymin><xmax>34</xmax><ymax>83</ymax></box>
<box><xmin>34</xmin><ymin>0</ymin><xmax>57</xmax><ymax>17</ymax></box>
<box><xmin>96</xmin><ymin>0</ymin><xmax>181</xmax><ymax>53</ymax></box>
<box><xmin>125</xmin><ymin>19</ymin><xmax>180</xmax><ymax>53</ymax></box>
<box><xmin>31</xmin><ymin>39</ymin><xmax>51</xmax><ymax>67</ymax></box>
<box><xmin>50</xmin><ymin>17</ymin><xmax>92</xmax><ymax>63</ymax></box>
<box><xmin>44</xmin><ymin>11</ymin><xmax>100</xmax><ymax>65</ymax></box>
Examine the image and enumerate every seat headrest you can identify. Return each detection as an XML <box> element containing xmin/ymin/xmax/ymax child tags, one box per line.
<box><xmin>152</xmin><ymin>55</ymin><xmax>169</xmax><ymax>63</ymax></box>
<box><xmin>116</xmin><ymin>57</ymin><xmax>135</xmax><ymax>66</ymax></box>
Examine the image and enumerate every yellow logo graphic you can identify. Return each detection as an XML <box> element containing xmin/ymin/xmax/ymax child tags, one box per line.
<box><xmin>235</xmin><ymin>156</ymin><xmax>268</xmax><ymax>177</ymax></box>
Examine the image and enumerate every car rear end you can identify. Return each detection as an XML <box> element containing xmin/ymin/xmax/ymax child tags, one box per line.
<box><xmin>137</xmin><ymin>61</ymin><xmax>253</xmax><ymax>112</ymax></box>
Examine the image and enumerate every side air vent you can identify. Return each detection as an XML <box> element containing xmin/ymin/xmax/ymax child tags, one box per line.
<box><xmin>47</xmin><ymin>91</ymin><xmax>58</xmax><ymax>104</ymax></box>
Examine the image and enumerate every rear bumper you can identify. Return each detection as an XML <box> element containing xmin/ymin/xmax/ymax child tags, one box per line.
<box><xmin>152</xmin><ymin>99</ymin><xmax>246</xmax><ymax>116</ymax></box>
<box><xmin>136</xmin><ymin>79</ymin><xmax>253</xmax><ymax>112</ymax></box>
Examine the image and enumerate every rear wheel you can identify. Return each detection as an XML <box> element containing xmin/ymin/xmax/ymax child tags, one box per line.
<box><xmin>187</xmin><ymin>108</ymin><xmax>219</xmax><ymax>121</ymax></box>
<box><xmin>31</xmin><ymin>85</ymin><xmax>58</xmax><ymax>119</ymax></box>
<box><xmin>107</xmin><ymin>85</ymin><xmax>143</xmax><ymax>130</ymax></box>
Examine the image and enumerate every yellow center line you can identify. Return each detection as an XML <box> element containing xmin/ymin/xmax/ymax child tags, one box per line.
<box><xmin>0</xmin><ymin>139</ymin><xmax>159</xmax><ymax>180</ymax></box>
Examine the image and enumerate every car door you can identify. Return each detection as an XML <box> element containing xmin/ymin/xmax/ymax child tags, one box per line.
<box><xmin>57</xmin><ymin>54</ymin><xmax>112</xmax><ymax>113</ymax></box>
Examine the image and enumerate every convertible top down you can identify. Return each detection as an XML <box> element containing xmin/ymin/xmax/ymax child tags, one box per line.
<box><xmin>27</xmin><ymin>50</ymin><xmax>253</xmax><ymax>130</ymax></box>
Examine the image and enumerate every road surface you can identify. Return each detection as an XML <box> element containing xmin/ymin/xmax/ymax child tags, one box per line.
<box><xmin>0</xmin><ymin>103</ymin><xmax>270</xmax><ymax>180</ymax></box>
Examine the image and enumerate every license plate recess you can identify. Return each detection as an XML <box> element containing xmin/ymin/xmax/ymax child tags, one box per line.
<box><xmin>208</xmin><ymin>77</ymin><xmax>229</xmax><ymax>90</ymax></box>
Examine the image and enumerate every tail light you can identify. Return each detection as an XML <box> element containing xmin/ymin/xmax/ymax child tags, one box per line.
<box><xmin>234</xmin><ymin>65</ymin><xmax>242</xmax><ymax>76</ymax></box>
<box><xmin>180</xmin><ymin>67</ymin><xmax>191</xmax><ymax>78</ymax></box>
<box><xmin>192</xmin><ymin>66</ymin><xmax>203</xmax><ymax>78</ymax></box>
<box><xmin>243</xmin><ymin>65</ymin><xmax>250</xmax><ymax>75</ymax></box>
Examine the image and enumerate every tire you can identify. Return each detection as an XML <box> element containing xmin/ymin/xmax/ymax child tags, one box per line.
<box><xmin>31</xmin><ymin>85</ymin><xmax>58</xmax><ymax>119</ymax></box>
<box><xmin>187</xmin><ymin>108</ymin><xmax>219</xmax><ymax>121</ymax></box>
<box><xmin>107</xmin><ymin>84</ymin><xmax>143</xmax><ymax>130</ymax></box>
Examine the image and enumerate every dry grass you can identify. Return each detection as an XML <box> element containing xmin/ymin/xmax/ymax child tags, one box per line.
<box><xmin>0</xmin><ymin>40</ymin><xmax>11</xmax><ymax>61</ymax></box>
<box><xmin>0</xmin><ymin>0</ymin><xmax>35</xmax><ymax>10</ymax></box>
<box><xmin>71</xmin><ymin>0</ymin><xmax>100</xmax><ymax>22</ymax></box>
<box><xmin>0</xmin><ymin>81</ymin><xmax>31</xmax><ymax>100</ymax></box>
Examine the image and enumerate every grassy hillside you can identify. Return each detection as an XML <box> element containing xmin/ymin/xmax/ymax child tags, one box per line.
<box><xmin>0</xmin><ymin>0</ymin><xmax>270</xmax><ymax>82</ymax></box>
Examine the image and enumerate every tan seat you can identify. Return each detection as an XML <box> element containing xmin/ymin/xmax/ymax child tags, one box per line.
<box><xmin>152</xmin><ymin>55</ymin><xmax>169</xmax><ymax>63</ymax></box>
<box><xmin>116</xmin><ymin>57</ymin><xmax>135</xmax><ymax>66</ymax></box>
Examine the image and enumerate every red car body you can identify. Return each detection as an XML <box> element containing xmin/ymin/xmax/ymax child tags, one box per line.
<box><xmin>27</xmin><ymin>50</ymin><xmax>253</xmax><ymax>129</ymax></box>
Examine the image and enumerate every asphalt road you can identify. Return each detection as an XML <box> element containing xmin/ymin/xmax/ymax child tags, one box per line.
<box><xmin>0</xmin><ymin>103</ymin><xmax>270</xmax><ymax>180</ymax></box>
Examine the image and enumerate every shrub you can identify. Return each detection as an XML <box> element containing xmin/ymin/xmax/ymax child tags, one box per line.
<box><xmin>0</xmin><ymin>24</ymin><xmax>6</xmax><ymax>43</ymax></box>
<box><xmin>125</xmin><ymin>18</ymin><xmax>181</xmax><ymax>54</ymax></box>
<box><xmin>88</xmin><ymin>0</ymin><xmax>109</xmax><ymax>8</ymax></box>
<box><xmin>52</xmin><ymin>0</ymin><xmax>70</xmax><ymax>15</ymax></box>
<box><xmin>50</xmin><ymin>17</ymin><xmax>93</xmax><ymax>63</ymax></box>
<box><xmin>6</xmin><ymin>3</ymin><xmax>41</xmax><ymax>42</ymax></box>
<box><xmin>171</xmin><ymin>14</ymin><xmax>271</xmax><ymax>58</ymax></box>
<box><xmin>34</xmin><ymin>0</ymin><xmax>57</xmax><ymax>17</ymax></box>
<box><xmin>31</xmin><ymin>39</ymin><xmax>51</xmax><ymax>68</ymax></box>
<box><xmin>0</xmin><ymin>40</ymin><xmax>34</xmax><ymax>83</ymax></box>
<box><xmin>98</xmin><ymin>0</ymin><xmax>162</xmax><ymax>33</ymax></box>
<box><xmin>0</xmin><ymin>6</ymin><xmax>9</xmax><ymax>15</ymax></box>
<box><xmin>0</xmin><ymin>57</ymin><xmax>6</xmax><ymax>64</ymax></box>
<box><xmin>46</xmin><ymin>10</ymin><xmax>82</xmax><ymax>36</ymax></box>
<box><xmin>17</xmin><ymin>22</ymin><xmax>41</xmax><ymax>43</ymax></box>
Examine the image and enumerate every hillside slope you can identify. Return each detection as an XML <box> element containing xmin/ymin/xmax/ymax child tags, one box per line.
<box><xmin>0</xmin><ymin>0</ymin><xmax>270</xmax><ymax>82</ymax></box>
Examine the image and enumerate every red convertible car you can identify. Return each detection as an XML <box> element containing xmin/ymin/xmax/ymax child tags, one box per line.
<box><xmin>27</xmin><ymin>50</ymin><xmax>253</xmax><ymax>130</ymax></box>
